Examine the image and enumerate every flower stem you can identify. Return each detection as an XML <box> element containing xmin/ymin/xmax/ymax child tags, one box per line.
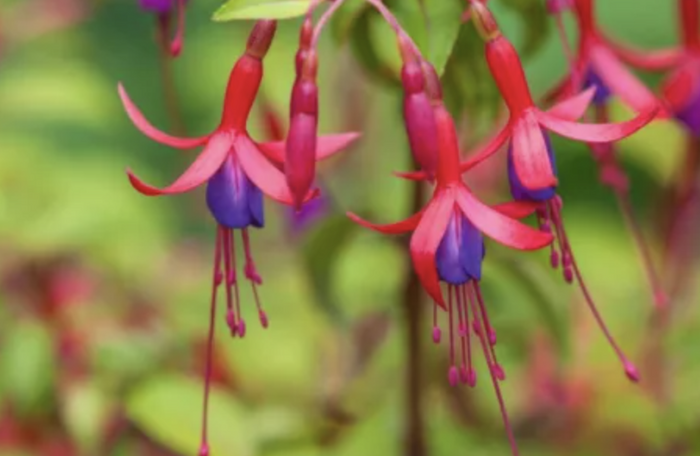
<box><xmin>157</xmin><ymin>15</ymin><xmax>187</xmax><ymax>136</ymax></box>
<box><xmin>402</xmin><ymin>179</ymin><xmax>427</xmax><ymax>456</ymax></box>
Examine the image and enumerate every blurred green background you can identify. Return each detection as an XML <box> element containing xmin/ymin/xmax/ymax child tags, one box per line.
<box><xmin>1</xmin><ymin>0</ymin><xmax>699</xmax><ymax>455</ymax></box>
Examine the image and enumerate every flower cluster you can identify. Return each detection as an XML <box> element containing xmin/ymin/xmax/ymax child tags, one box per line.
<box><xmin>120</xmin><ymin>0</ymin><xmax>692</xmax><ymax>454</ymax></box>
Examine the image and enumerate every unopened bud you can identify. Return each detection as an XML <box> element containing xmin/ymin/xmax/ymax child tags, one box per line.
<box><xmin>295</xmin><ymin>19</ymin><xmax>314</xmax><ymax>78</ymax></box>
<box><xmin>286</xmin><ymin>79</ymin><xmax>319</xmax><ymax>209</ymax></box>
<box><xmin>397</xmin><ymin>33</ymin><xmax>416</xmax><ymax>64</ymax></box>
<box><xmin>470</xmin><ymin>1</ymin><xmax>501</xmax><ymax>41</ymax></box>
<box><xmin>246</xmin><ymin>20</ymin><xmax>277</xmax><ymax>59</ymax></box>
<box><xmin>402</xmin><ymin>61</ymin><xmax>439</xmax><ymax>178</ymax></box>
<box><xmin>300</xmin><ymin>50</ymin><xmax>318</xmax><ymax>82</ymax></box>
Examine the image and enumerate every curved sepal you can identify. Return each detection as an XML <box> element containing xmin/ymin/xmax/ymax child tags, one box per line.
<box><xmin>236</xmin><ymin>135</ymin><xmax>319</xmax><ymax>205</ymax></box>
<box><xmin>126</xmin><ymin>133</ymin><xmax>233</xmax><ymax>196</ymax></box>
<box><xmin>258</xmin><ymin>132</ymin><xmax>361</xmax><ymax>164</ymax></box>
<box><xmin>606</xmin><ymin>38</ymin><xmax>682</xmax><ymax>71</ymax></box>
<box><xmin>409</xmin><ymin>193</ymin><xmax>454</xmax><ymax>309</ymax></box>
<box><xmin>546</xmin><ymin>87</ymin><xmax>595</xmax><ymax>121</ymax></box>
<box><xmin>346</xmin><ymin>210</ymin><xmax>423</xmax><ymax>234</ymax></box>
<box><xmin>492</xmin><ymin>200</ymin><xmax>541</xmax><ymax>219</ymax></box>
<box><xmin>455</xmin><ymin>187</ymin><xmax>553</xmax><ymax>250</ymax></box>
<box><xmin>588</xmin><ymin>45</ymin><xmax>667</xmax><ymax>116</ymax></box>
<box><xmin>118</xmin><ymin>83</ymin><xmax>209</xmax><ymax>149</ymax></box>
<box><xmin>536</xmin><ymin>108</ymin><xmax>657</xmax><ymax>143</ymax></box>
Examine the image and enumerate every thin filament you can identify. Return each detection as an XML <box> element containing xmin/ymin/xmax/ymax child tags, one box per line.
<box><xmin>311</xmin><ymin>0</ymin><xmax>348</xmax><ymax>49</ymax></box>
<box><xmin>467</xmin><ymin>284</ymin><xmax>520</xmax><ymax>456</ymax></box>
<box><xmin>222</xmin><ymin>228</ymin><xmax>237</xmax><ymax>334</ymax></box>
<box><xmin>200</xmin><ymin>227</ymin><xmax>224</xmax><ymax>456</ymax></box>
<box><xmin>365</xmin><ymin>0</ymin><xmax>423</xmax><ymax>58</ymax></box>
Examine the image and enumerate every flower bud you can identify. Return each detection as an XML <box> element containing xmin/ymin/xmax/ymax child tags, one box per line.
<box><xmin>295</xmin><ymin>18</ymin><xmax>313</xmax><ymax>79</ymax></box>
<box><xmin>286</xmin><ymin>53</ymin><xmax>319</xmax><ymax>209</ymax></box>
<box><xmin>402</xmin><ymin>60</ymin><xmax>439</xmax><ymax>178</ymax></box>
<box><xmin>470</xmin><ymin>1</ymin><xmax>501</xmax><ymax>42</ymax></box>
<box><xmin>246</xmin><ymin>20</ymin><xmax>277</xmax><ymax>59</ymax></box>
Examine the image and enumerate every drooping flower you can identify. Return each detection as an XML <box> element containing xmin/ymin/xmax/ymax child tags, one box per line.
<box><xmin>401</xmin><ymin>2</ymin><xmax>646</xmax><ymax>383</ymax></box>
<box><xmin>546</xmin><ymin>0</ymin><xmax>667</xmax><ymax>115</ymax></box>
<box><xmin>138</xmin><ymin>0</ymin><xmax>186</xmax><ymax>57</ymax></box>
<box><xmin>349</xmin><ymin>59</ymin><xmax>553</xmax><ymax>456</ymax></box>
<box><xmin>118</xmin><ymin>20</ymin><xmax>358</xmax><ymax>456</ymax></box>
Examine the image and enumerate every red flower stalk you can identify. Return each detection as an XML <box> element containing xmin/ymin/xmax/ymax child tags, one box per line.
<box><xmin>402</xmin><ymin>2</ymin><xmax>648</xmax><ymax>385</ymax></box>
<box><xmin>349</xmin><ymin>61</ymin><xmax>553</xmax><ymax>456</ymax></box>
<box><xmin>139</xmin><ymin>0</ymin><xmax>187</xmax><ymax>57</ymax></box>
<box><xmin>546</xmin><ymin>0</ymin><xmax>667</xmax><ymax>115</ymax></box>
<box><xmin>118</xmin><ymin>20</ymin><xmax>358</xmax><ymax>456</ymax></box>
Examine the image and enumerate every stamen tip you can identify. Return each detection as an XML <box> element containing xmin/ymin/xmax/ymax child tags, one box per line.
<box><xmin>488</xmin><ymin>330</ymin><xmax>497</xmax><ymax>346</ymax></box>
<box><xmin>432</xmin><ymin>326</ymin><xmax>442</xmax><ymax>344</ymax></box>
<box><xmin>237</xmin><ymin>319</ymin><xmax>247</xmax><ymax>338</ymax></box>
<box><xmin>493</xmin><ymin>364</ymin><xmax>506</xmax><ymax>381</ymax></box>
<box><xmin>467</xmin><ymin>370</ymin><xmax>477</xmax><ymax>387</ymax></box>
<box><xmin>259</xmin><ymin>310</ymin><xmax>269</xmax><ymax>329</ymax></box>
<box><xmin>198</xmin><ymin>444</ymin><xmax>210</xmax><ymax>456</ymax></box>
<box><xmin>624</xmin><ymin>362</ymin><xmax>640</xmax><ymax>383</ymax></box>
<box><xmin>225</xmin><ymin>311</ymin><xmax>237</xmax><ymax>334</ymax></box>
<box><xmin>448</xmin><ymin>366</ymin><xmax>460</xmax><ymax>386</ymax></box>
<box><xmin>563</xmin><ymin>268</ymin><xmax>573</xmax><ymax>283</ymax></box>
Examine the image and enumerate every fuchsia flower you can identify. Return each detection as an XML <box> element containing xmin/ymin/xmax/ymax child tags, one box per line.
<box><xmin>118</xmin><ymin>20</ymin><xmax>358</xmax><ymax>456</ymax></box>
<box><xmin>138</xmin><ymin>0</ymin><xmax>186</xmax><ymax>57</ymax></box>
<box><xmin>401</xmin><ymin>2</ymin><xmax>650</xmax><ymax>382</ymax></box>
<box><xmin>349</xmin><ymin>52</ymin><xmax>553</xmax><ymax>455</ymax></box>
<box><xmin>609</xmin><ymin>0</ymin><xmax>700</xmax><ymax>136</ymax></box>
<box><xmin>547</xmin><ymin>0</ymin><xmax>667</xmax><ymax>115</ymax></box>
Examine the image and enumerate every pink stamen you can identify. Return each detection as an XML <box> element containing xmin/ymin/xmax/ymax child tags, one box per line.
<box><xmin>222</xmin><ymin>228</ymin><xmax>238</xmax><ymax>336</ymax></box>
<box><xmin>242</xmin><ymin>229</ymin><xmax>268</xmax><ymax>329</ymax></box>
<box><xmin>461</xmin><ymin>285</ymin><xmax>476</xmax><ymax>387</ymax></box>
<box><xmin>169</xmin><ymin>0</ymin><xmax>185</xmax><ymax>57</ymax></box>
<box><xmin>230</xmin><ymin>230</ymin><xmax>244</xmax><ymax>336</ymax></box>
<box><xmin>474</xmin><ymin>284</ymin><xmax>497</xmax><ymax>345</ymax></box>
<box><xmin>448</xmin><ymin>285</ymin><xmax>457</xmax><ymax>384</ymax></box>
<box><xmin>549</xmin><ymin>201</ymin><xmax>640</xmax><ymax>382</ymax></box>
<box><xmin>200</xmin><ymin>227</ymin><xmax>223</xmax><ymax>456</ymax></box>
<box><xmin>467</xmin><ymin>284</ymin><xmax>519</xmax><ymax>456</ymax></box>
<box><xmin>432</xmin><ymin>304</ymin><xmax>441</xmax><ymax>343</ymax></box>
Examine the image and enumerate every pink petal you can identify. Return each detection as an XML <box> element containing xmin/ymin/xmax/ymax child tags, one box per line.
<box><xmin>661</xmin><ymin>62</ymin><xmax>700</xmax><ymax>112</ymax></box>
<box><xmin>455</xmin><ymin>187</ymin><xmax>553</xmax><ymax>250</ymax></box>
<box><xmin>546</xmin><ymin>87</ymin><xmax>595</xmax><ymax>121</ymax></box>
<box><xmin>236</xmin><ymin>135</ymin><xmax>317</xmax><ymax>205</ymax></box>
<box><xmin>346</xmin><ymin>210</ymin><xmax>423</xmax><ymax>234</ymax></box>
<box><xmin>127</xmin><ymin>133</ymin><xmax>232</xmax><ymax>196</ymax></box>
<box><xmin>258</xmin><ymin>132</ymin><xmax>361</xmax><ymax>164</ymax></box>
<box><xmin>410</xmin><ymin>192</ymin><xmax>454</xmax><ymax>309</ymax></box>
<box><xmin>459</xmin><ymin>124</ymin><xmax>512</xmax><ymax>172</ymax></box>
<box><xmin>511</xmin><ymin>111</ymin><xmax>558</xmax><ymax>190</ymax></box>
<box><xmin>588</xmin><ymin>44</ymin><xmax>665</xmax><ymax>115</ymax></box>
<box><xmin>492</xmin><ymin>201</ymin><xmax>540</xmax><ymax>219</ymax></box>
<box><xmin>393</xmin><ymin>170</ymin><xmax>428</xmax><ymax>181</ymax></box>
<box><xmin>536</xmin><ymin>108</ymin><xmax>657</xmax><ymax>143</ymax></box>
<box><xmin>606</xmin><ymin>38</ymin><xmax>682</xmax><ymax>71</ymax></box>
<box><xmin>118</xmin><ymin>83</ymin><xmax>209</xmax><ymax>149</ymax></box>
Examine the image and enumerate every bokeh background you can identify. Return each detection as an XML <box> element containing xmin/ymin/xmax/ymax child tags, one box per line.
<box><xmin>1</xmin><ymin>0</ymin><xmax>699</xmax><ymax>455</ymax></box>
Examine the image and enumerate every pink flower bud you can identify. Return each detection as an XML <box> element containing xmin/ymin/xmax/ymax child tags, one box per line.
<box><xmin>402</xmin><ymin>61</ymin><xmax>439</xmax><ymax>178</ymax></box>
<box><xmin>246</xmin><ymin>20</ymin><xmax>277</xmax><ymax>59</ymax></box>
<box><xmin>286</xmin><ymin>72</ymin><xmax>319</xmax><ymax>210</ymax></box>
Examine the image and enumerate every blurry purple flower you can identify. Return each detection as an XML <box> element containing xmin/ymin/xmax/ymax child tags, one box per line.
<box><xmin>138</xmin><ymin>0</ymin><xmax>175</xmax><ymax>14</ymax></box>
<box><xmin>286</xmin><ymin>187</ymin><xmax>330</xmax><ymax>234</ymax></box>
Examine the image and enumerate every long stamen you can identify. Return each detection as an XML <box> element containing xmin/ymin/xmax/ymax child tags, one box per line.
<box><xmin>448</xmin><ymin>285</ymin><xmax>459</xmax><ymax>386</ymax></box>
<box><xmin>242</xmin><ymin>228</ymin><xmax>267</xmax><ymax>328</ymax></box>
<box><xmin>222</xmin><ymin>228</ymin><xmax>237</xmax><ymax>336</ymax></box>
<box><xmin>474</xmin><ymin>283</ymin><xmax>505</xmax><ymax>381</ymax></box>
<box><xmin>549</xmin><ymin>199</ymin><xmax>573</xmax><ymax>282</ymax></box>
<box><xmin>549</xmin><ymin>1</ymin><xmax>580</xmax><ymax>92</ymax></box>
<box><xmin>539</xmin><ymin>204</ymin><xmax>559</xmax><ymax>268</ymax></box>
<box><xmin>456</xmin><ymin>285</ymin><xmax>469</xmax><ymax>383</ymax></box>
<box><xmin>550</xmin><ymin>203</ymin><xmax>640</xmax><ymax>382</ymax></box>
<box><xmin>230</xmin><ymin>230</ymin><xmax>245</xmax><ymax>337</ymax></box>
<box><xmin>432</xmin><ymin>302</ymin><xmax>441</xmax><ymax>343</ymax></box>
<box><xmin>200</xmin><ymin>227</ymin><xmax>224</xmax><ymax>456</ymax></box>
<box><xmin>468</xmin><ymin>283</ymin><xmax>519</xmax><ymax>456</ymax></box>
<box><xmin>462</xmin><ymin>285</ymin><xmax>476</xmax><ymax>387</ymax></box>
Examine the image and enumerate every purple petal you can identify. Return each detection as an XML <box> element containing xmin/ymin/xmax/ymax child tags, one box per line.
<box><xmin>206</xmin><ymin>155</ymin><xmax>265</xmax><ymax>229</ymax></box>
<box><xmin>436</xmin><ymin>213</ymin><xmax>484</xmax><ymax>285</ymax></box>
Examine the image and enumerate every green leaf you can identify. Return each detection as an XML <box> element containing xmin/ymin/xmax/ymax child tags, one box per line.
<box><xmin>61</xmin><ymin>381</ymin><xmax>113</xmax><ymax>454</ymax></box>
<box><xmin>301</xmin><ymin>213</ymin><xmax>361</xmax><ymax>320</ymax></box>
<box><xmin>126</xmin><ymin>375</ymin><xmax>256</xmax><ymax>456</ymax></box>
<box><xmin>213</xmin><ymin>0</ymin><xmax>311</xmax><ymax>21</ymax></box>
<box><xmin>497</xmin><ymin>0</ymin><xmax>550</xmax><ymax>57</ymax></box>
<box><xmin>393</xmin><ymin>0</ymin><xmax>464</xmax><ymax>75</ymax></box>
<box><xmin>0</xmin><ymin>320</ymin><xmax>56</xmax><ymax>417</ymax></box>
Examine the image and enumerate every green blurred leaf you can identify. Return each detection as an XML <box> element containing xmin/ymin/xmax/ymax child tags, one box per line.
<box><xmin>302</xmin><ymin>214</ymin><xmax>361</xmax><ymax>320</ymax></box>
<box><xmin>126</xmin><ymin>375</ymin><xmax>255</xmax><ymax>456</ymax></box>
<box><xmin>348</xmin><ymin>8</ymin><xmax>401</xmax><ymax>86</ymax></box>
<box><xmin>213</xmin><ymin>0</ymin><xmax>311</xmax><ymax>21</ymax></box>
<box><xmin>497</xmin><ymin>0</ymin><xmax>550</xmax><ymax>57</ymax></box>
<box><xmin>0</xmin><ymin>320</ymin><xmax>56</xmax><ymax>416</ymax></box>
<box><xmin>392</xmin><ymin>0</ymin><xmax>464</xmax><ymax>75</ymax></box>
<box><xmin>62</xmin><ymin>381</ymin><xmax>113</xmax><ymax>454</ymax></box>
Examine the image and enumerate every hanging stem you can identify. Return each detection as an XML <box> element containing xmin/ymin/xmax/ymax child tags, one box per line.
<box><xmin>403</xmin><ymin>179</ymin><xmax>428</xmax><ymax>456</ymax></box>
<box><xmin>156</xmin><ymin>15</ymin><xmax>186</xmax><ymax>135</ymax></box>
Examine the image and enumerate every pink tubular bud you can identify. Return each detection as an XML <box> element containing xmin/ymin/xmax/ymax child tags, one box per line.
<box><xmin>286</xmin><ymin>78</ymin><xmax>319</xmax><ymax>210</ymax></box>
<box><xmin>420</xmin><ymin>60</ymin><xmax>443</xmax><ymax>103</ymax></box>
<box><xmin>402</xmin><ymin>61</ymin><xmax>439</xmax><ymax>178</ymax></box>
<box><xmin>295</xmin><ymin>19</ymin><xmax>313</xmax><ymax>78</ymax></box>
<box><xmin>246</xmin><ymin>20</ymin><xmax>277</xmax><ymax>59</ymax></box>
